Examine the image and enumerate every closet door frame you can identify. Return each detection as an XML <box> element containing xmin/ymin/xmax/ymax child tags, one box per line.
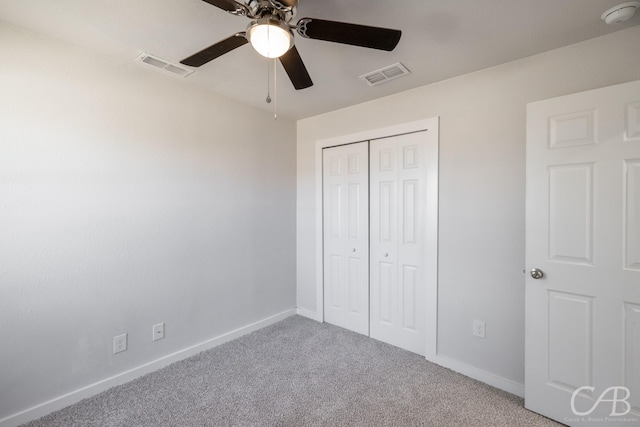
<box><xmin>312</xmin><ymin>117</ymin><xmax>439</xmax><ymax>359</ymax></box>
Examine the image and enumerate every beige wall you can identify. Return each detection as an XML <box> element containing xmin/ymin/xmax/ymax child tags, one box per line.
<box><xmin>296</xmin><ymin>26</ymin><xmax>640</xmax><ymax>387</ymax></box>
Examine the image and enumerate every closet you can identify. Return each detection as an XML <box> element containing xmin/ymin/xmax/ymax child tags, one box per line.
<box><xmin>322</xmin><ymin>131</ymin><xmax>431</xmax><ymax>355</ymax></box>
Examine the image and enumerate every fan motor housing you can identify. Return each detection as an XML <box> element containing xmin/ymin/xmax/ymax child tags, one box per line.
<box><xmin>246</xmin><ymin>0</ymin><xmax>297</xmax><ymax>20</ymax></box>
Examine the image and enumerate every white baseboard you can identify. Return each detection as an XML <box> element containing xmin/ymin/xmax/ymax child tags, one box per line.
<box><xmin>0</xmin><ymin>309</ymin><xmax>296</xmax><ymax>427</ymax></box>
<box><xmin>428</xmin><ymin>354</ymin><xmax>525</xmax><ymax>398</ymax></box>
<box><xmin>2</xmin><ymin>309</ymin><xmax>524</xmax><ymax>427</ymax></box>
<box><xmin>296</xmin><ymin>307</ymin><xmax>322</xmax><ymax>322</ymax></box>
<box><xmin>295</xmin><ymin>308</ymin><xmax>524</xmax><ymax>397</ymax></box>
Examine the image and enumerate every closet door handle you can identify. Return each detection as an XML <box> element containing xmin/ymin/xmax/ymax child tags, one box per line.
<box><xmin>383</xmin><ymin>252</ymin><xmax>389</xmax><ymax>257</ymax></box>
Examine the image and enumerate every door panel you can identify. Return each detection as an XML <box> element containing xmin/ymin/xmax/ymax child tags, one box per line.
<box><xmin>626</xmin><ymin>103</ymin><xmax>640</xmax><ymax>140</ymax></box>
<box><xmin>348</xmin><ymin>256</ymin><xmax>361</xmax><ymax>313</ymax></box>
<box><xmin>548</xmin><ymin>163</ymin><xmax>594</xmax><ymax>265</ymax></box>
<box><xmin>328</xmin><ymin>184</ymin><xmax>341</xmax><ymax>238</ymax></box>
<box><xmin>328</xmin><ymin>255</ymin><xmax>341</xmax><ymax>309</ymax></box>
<box><xmin>322</xmin><ymin>142</ymin><xmax>369</xmax><ymax>335</ymax></box>
<box><xmin>379</xmin><ymin>181</ymin><xmax>395</xmax><ymax>242</ymax></box>
<box><xmin>401</xmin><ymin>265</ymin><xmax>417</xmax><ymax>330</ymax></box>
<box><xmin>525</xmin><ymin>80</ymin><xmax>640</xmax><ymax>425</ymax></box>
<box><xmin>370</xmin><ymin>132</ymin><xmax>428</xmax><ymax>355</ymax></box>
<box><xmin>378</xmin><ymin>261</ymin><xmax>394</xmax><ymax>324</ymax></box>
<box><xmin>547</xmin><ymin>291</ymin><xmax>593</xmax><ymax>391</ymax></box>
<box><xmin>625</xmin><ymin>159</ymin><xmax>640</xmax><ymax>269</ymax></box>
<box><xmin>624</xmin><ymin>302</ymin><xmax>640</xmax><ymax>413</ymax></box>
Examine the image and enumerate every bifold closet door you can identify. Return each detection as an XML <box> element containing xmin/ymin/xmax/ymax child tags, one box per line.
<box><xmin>322</xmin><ymin>142</ymin><xmax>369</xmax><ymax>335</ymax></box>
<box><xmin>370</xmin><ymin>132</ymin><xmax>428</xmax><ymax>355</ymax></box>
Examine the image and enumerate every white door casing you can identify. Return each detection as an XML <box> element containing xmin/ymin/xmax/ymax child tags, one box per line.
<box><xmin>370</xmin><ymin>132</ymin><xmax>431</xmax><ymax>356</ymax></box>
<box><xmin>525</xmin><ymin>80</ymin><xmax>640</xmax><ymax>425</ymax></box>
<box><xmin>322</xmin><ymin>142</ymin><xmax>369</xmax><ymax>335</ymax></box>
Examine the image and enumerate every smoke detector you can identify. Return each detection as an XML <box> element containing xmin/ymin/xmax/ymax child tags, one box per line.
<box><xmin>601</xmin><ymin>1</ymin><xmax>639</xmax><ymax>24</ymax></box>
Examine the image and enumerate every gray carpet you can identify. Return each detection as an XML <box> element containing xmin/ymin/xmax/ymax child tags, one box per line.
<box><xmin>24</xmin><ymin>315</ymin><xmax>562</xmax><ymax>426</ymax></box>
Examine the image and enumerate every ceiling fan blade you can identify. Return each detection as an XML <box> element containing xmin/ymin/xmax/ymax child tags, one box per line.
<box><xmin>279</xmin><ymin>46</ymin><xmax>313</xmax><ymax>90</ymax></box>
<box><xmin>180</xmin><ymin>33</ymin><xmax>248</xmax><ymax>67</ymax></box>
<box><xmin>272</xmin><ymin>0</ymin><xmax>298</xmax><ymax>7</ymax></box>
<box><xmin>296</xmin><ymin>18</ymin><xmax>401</xmax><ymax>51</ymax></box>
<box><xmin>201</xmin><ymin>0</ymin><xmax>240</xmax><ymax>12</ymax></box>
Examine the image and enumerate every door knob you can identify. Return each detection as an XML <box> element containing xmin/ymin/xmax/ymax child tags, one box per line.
<box><xmin>383</xmin><ymin>252</ymin><xmax>389</xmax><ymax>257</ymax></box>
<box><xmin>530</xmin><ymin>268</ymin><xmax>544</xmax><ymax>279</ymax></box>
<box><xmin>352</xmin><ymin>248</ymin><xmax>356</xmax><ymax>252</ymax></box>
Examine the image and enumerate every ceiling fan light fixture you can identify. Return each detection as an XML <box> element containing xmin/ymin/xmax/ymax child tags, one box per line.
<box><xmin>248</xmin><ymin>18</ymin><xmax>293</xmax><ymax>58</ymax></box>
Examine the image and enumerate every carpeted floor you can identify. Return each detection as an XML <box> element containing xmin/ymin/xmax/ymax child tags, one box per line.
<box><xmin>23</xmin><ymin>315</ymin><xmax>562</xmax><ymax>426</ymax></box>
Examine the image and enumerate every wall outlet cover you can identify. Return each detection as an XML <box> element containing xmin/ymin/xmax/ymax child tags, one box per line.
<box><xmin>113</xmin><ymin>333</ymin><xmax>127</xmax><ymax>354</ymax></box>
<box><xmin>473</xmin><ymin>320</ymin><xmax>486</xmax><ymax>339</ymax></box>
<box><xmin>153</xmin><ymin>323</ymin><xmax>165</xmax><ymax>341</ymax></box>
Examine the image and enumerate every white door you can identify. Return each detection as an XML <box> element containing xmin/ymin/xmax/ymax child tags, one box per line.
<box><xmin>370</xmin><ymin>132</ymin><xmax>429</xmax><ymax>355</ymax></box>
<box><xmin>322</xmin><ymin>142</ymin><xmax>369</xmax><ymax>335</ymax></box>
<box><xmin>525</xmin><ymin>80</ymin><xmax>640</xmax><ymax>425</ymax></box>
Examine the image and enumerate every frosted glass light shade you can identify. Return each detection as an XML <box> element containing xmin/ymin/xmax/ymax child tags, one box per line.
<box><xmin>248</xmin><ymin>20</ymin><xmax>293</xmax><ymax>58</ymax></box>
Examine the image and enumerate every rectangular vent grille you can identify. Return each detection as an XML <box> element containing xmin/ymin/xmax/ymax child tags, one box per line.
<box><xmin>135</xmin><ymin>52</ymin><xmax>194</xmax><ymax>78</ymax></box>
<box><xmin>360</xmin><ymin>62</ymin><xmax>410</xmax><ymax>87</ymax></box>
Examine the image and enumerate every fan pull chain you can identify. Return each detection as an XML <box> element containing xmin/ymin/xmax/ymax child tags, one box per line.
<box><xmin>265</xmin><ymin>56</ymin><xmax>271</xmax><ymax>104</ymax></box>
<box><xmin>273</xmin><ymin>58</ymin><xmax>277</xmax><ymax>120</ymax></box>
<box><xmin>262</xmin><ymin>26</ymin><xmax>276</xmax><ymax>119</ymax></box>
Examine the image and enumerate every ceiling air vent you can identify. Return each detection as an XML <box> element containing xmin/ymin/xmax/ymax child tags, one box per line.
<box><xmin>135</xmin><ymin>52</ymin><xmax>194</xmax><ymax>78</ymax></box>
<box><xmin>360</xmin><ymin>62</ymin><xmax>410</xmax><ymax>87</ymax></box>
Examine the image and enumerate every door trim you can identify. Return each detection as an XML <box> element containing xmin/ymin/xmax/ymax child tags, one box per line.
<box><xmin>312</xmin><ymin>117</ymin><xmax>439</xmax><ymax>358</ymax></box>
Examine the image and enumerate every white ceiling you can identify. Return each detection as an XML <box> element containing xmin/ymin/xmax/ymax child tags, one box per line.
<box><xmin>1</xmin><ymin>0</ymin><xmax>638</xmax><ymax>120</ymax></box>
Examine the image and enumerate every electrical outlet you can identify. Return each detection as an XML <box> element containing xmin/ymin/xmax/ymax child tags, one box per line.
<box><xmin>153</xmin><ymin>323</ymin><xmax>165</xmax><ymax>341</ymax></box>
<box><xmin>473</xmin><ymin>320</ymin><xmax>486</xmax><ymax>339</ymax></box>
<box><xmin>113</xmin><ymin>333</ymin><xmax>127</xmax><ymax>354</ymax></box>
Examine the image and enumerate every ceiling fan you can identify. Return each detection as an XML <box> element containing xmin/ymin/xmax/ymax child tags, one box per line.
<box><xmin>180</xmin><ymin>0</ymin><xmax>402</xmax><ymax>90</ymax></box>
